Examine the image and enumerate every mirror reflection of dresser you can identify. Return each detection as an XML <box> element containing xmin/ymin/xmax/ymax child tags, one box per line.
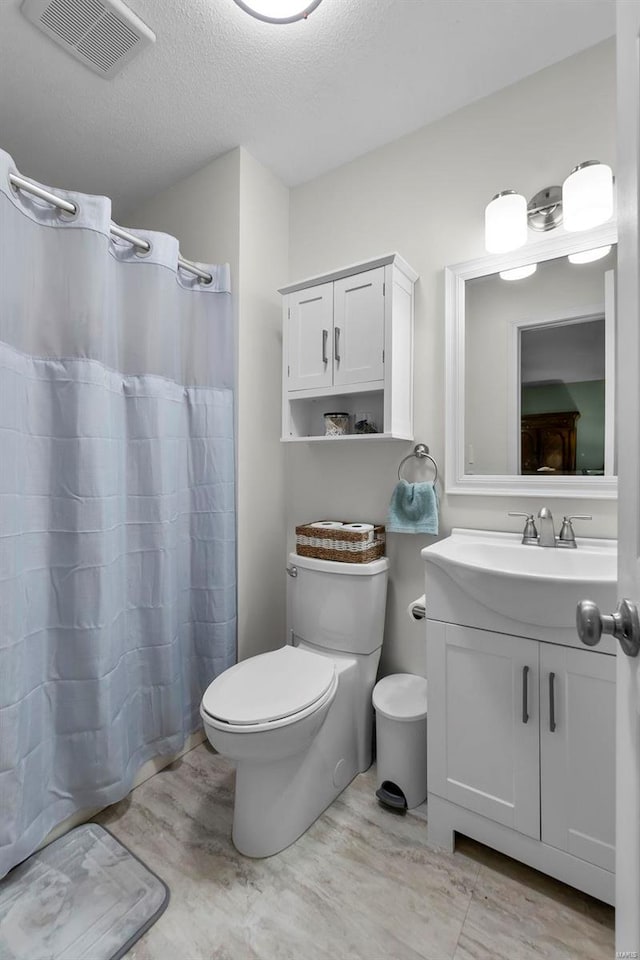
<box><xmin>521</xmin><ymin>410</ymin><xmax>580</xmax><ymax>474</ymax></box>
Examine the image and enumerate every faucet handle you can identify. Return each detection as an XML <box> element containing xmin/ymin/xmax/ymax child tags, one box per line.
<box><xmin>558</xmin><ymin>515</ymin><xmax>592</xmax><ymax>545</ymax></box>
<box><xmin>508</xmin><ymin>512</ymin><xmax>538</xmax><ymax>542</ymax></box>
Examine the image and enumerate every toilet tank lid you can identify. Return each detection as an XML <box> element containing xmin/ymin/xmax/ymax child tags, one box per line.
<box><xmin>289</xmin><ymin>553</ymin><xmax>389</xmax><ymax>576</ymax></box>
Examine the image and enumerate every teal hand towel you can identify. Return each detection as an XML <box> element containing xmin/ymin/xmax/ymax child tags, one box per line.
<box><xmin>386</xmin><ymin>480</ymin><xmax>439</xmax><ymax>535</ymax></box>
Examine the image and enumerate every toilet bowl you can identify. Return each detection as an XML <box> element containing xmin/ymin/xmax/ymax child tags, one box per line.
<box><xmin>200</xmin><ymin>553</ymin><xmax>389</xmax><ymax>858</ymax></box>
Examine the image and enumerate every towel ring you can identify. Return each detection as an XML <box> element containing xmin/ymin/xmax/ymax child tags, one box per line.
<box><xmin>397</xmin><ymin>443</ymin><xmax>438</xmax><ymax>487</ymax></box>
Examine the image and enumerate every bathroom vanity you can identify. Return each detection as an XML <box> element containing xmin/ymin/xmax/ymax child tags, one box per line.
<box><xmin>422</xmin><ymin>528</ymin><xmax>617</xmax><ymax>905</ymax></box>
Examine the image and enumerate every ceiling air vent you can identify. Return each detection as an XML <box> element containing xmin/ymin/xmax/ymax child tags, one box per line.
<box><xmin>21</xmin><ymin>0</ymin><xmax>155</xmax><ymax>79</ymax></box>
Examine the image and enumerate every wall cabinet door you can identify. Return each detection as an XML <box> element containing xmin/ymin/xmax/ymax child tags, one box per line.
<box><xmin>333</xmin><ymin>267</ymin><xmax>385</xmax><ymax>387</ymax></box>
<box><xmin>540</xmin><ymin>644</ymin><xmax>615</xmax><ymax>872</ymax></box>
<box><xmin>287</xmin><ymin>282</ymin><xmax>334</xmax><ymax>391</ymax></box>
<box><xmin>428</xmin><ymin>622</ymin><xmax>540</xmax><ymax>838</ymax></box>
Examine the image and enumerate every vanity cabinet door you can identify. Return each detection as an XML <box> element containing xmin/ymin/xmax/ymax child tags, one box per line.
<box><xmin>540</xmin><ymin>643</ymin><xmax>615</xmax><ymax>872</ymax></box>
<box><xmin>428</xmin><ymin>622</ymin><xmax>540</xmax><ymax>839</ymax></box>
<box><xmin>333</xmin><ymin>267</ymin><xmax>385</xmax><ymax>388</ymax></box>
<box><xmin>286</xmin><ymin>282</ymin><xmax>334</xmax><ymax>392</ymax></box>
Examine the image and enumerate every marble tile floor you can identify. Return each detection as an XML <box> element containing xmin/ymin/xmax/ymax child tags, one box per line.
<box><xmin>95</xmin><ymin>742</ymin><xmax>614</xmax><ymax>960</ymax></box>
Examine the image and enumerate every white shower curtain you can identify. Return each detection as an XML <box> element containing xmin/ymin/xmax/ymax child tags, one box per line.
<box><xmin>0</xmin><ymin>148</ymin><xmax>236</xmax><ymax>878</ymax></box>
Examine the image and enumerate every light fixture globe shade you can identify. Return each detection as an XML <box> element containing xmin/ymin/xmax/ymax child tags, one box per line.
<box><xmin>499</xmin><ymin>263</ymin><xmax>537</xmax><ymax>281</ymax></box>
<box><xmin>562</xmin><ymin>162</ymin><xmax>613</xmax><ymax>232</ymax></box>
<box><xmin>485</xmin><ymin>191</ymin><xmax>527</xmax><ymax>254</ymax></box>
<box><xmin>568</xmin><ymin>245</ymin><xmax>612</xmax><ymax>265</ymax></box>
<box><xmin>232</xmin><ymin>0</ymin><xmax>322</xmax><ymax>22</ymax></box>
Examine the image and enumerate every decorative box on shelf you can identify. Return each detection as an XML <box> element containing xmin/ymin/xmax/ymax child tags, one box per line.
<box><xmin>295</xmin><ymin>521</ymin><xmax>386</xmax><ymax>563</ymax></box>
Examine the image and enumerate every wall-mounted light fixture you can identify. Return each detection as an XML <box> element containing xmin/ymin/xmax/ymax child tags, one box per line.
<box><xmin>499</xmin><ymin>263</ymin><xmax>537</xmax><ymax>282</ymax></box>
<box><xmin>484</xmin><ymin>161</ymin><xmax>613</xmax><ymax>255</ymax></box>
<box><xmin>485</xmin><ymin>191</ymin><xmax>528</xmax><ymax>253</ymax></box>
<box><xmin>232</xmin><ymin>0</ymin><xmax>322</xmax><ymax>23</ymax></box>
<box><xmin>563</xmin><ymin>162</ymin><xmax>614</xmax><ymax>232</ymax></box>
<box><xmin>568</xmin><ymin>245</ymin><xmax>612</xmax><ymax>265</ymax></box>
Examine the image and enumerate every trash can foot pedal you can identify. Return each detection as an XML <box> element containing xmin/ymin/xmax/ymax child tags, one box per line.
<box><xmin>376</xmin><ymin>781</ymin><xmax>407</xmax><ymax>811</ymax></box>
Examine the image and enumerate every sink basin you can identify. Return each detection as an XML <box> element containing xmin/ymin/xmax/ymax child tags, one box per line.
<box><xmin>421</xmin><ymin>528</ymin><xmax>617</xmax><ymax>629</ymax></box>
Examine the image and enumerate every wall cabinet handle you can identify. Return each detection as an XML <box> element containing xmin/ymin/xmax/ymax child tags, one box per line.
<box><xmin>549</xmin><ymin>672</ymin><xmax>556</xmax><ymax>732</ymax></box>
<box><xmin>522</xmin><ymin>665</ymin><xmax>529</xmax><ymax>724</ymax></box>
<box><xmin>334</xmin><ymin>326</ymin><xmax>341</xmax><ymax>363</ymax></box>
<box><xmin>322</xmin><ymin>328</ymin><xmax>328</xmax><ymax>365</ymax></box>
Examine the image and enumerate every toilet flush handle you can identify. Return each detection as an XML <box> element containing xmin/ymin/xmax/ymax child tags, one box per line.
<box><xmin>286</xmin><ymin>565</ymin><xmax>298</xmax><ymax>578</ymax></box>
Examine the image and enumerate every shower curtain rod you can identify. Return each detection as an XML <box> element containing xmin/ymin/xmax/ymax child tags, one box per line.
<box><xmin>8</xmin><ymin>172</ymin><xmax>213</xmax><ymax>285</ymax></box>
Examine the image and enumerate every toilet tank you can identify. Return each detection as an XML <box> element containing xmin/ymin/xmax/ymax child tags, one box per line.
<box><xmin>288</xmin><ymin>553</ymin><xmax>389</xmax><ymax>655</ymax></box>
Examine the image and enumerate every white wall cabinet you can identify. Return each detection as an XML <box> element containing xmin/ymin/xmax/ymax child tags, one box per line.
<box><xmin>427</xmin><ymin>619</ymin><xmax>616</xmax><ymax>904</ymax></box>
<box><xmin>287</xmin><ymin>282</ymin><xmax>334</xmax><ymax>392</ymax></box>
<box><xmin>280</xmin><ymin>254</ymin><xmax>417</xmax><ymax>442</ymax></box>
<box><xmin>332</xmin><ymin>268</ymin><xmax>385</xmax><ymax>387</ymax></box>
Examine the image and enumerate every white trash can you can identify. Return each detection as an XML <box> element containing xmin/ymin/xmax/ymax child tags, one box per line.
<box><xmin>372</xmin><ymin>673</ymin><xmax>428</xmax><ymax>810</ymax></box>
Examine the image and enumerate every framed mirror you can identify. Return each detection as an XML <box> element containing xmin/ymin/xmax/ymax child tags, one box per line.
<box><xmin>445</xmin><ymin>223</ymin><xmax>617</xmax><ymax>497</ymax></box>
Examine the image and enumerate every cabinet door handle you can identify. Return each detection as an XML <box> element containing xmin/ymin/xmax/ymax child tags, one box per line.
<box><xmin>322</xmin><ymin>329</ymin><xmax>328</xmax><ymax>365</ymax></box>
<box><xmin>549</xmin><ymin>672</ymin><xmax>556</xmax><ymax>732</ymax></box>
<box><xmin>334</xmin><ymin>326</ymin><xmax>341</xmax><ymax>363</ymax></box>
<box><xmin>522</xmin><ymin>665</ymin><xmax>529</xmax><ymax>724</ymax></box>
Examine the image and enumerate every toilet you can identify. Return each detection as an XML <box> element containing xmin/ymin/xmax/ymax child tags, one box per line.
<box><xmin>200</xmin><ymin>552</ymin><xmax>389</xmax><ymax>858</ymax></box>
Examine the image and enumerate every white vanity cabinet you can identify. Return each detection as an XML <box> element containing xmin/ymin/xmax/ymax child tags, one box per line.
<box><xmin>280</xmin><ymin>254</ymin><xmax>417</xmax><ymax>441</ymax></box>
<box><xmin>427</xmin><ymin>619</ymin><xmax>616</xmax><ymax>904</ymax></box>
<box><xmin>539</xmin><ymin>643</ymin><xmax>616</xmax><ymax>873</ymax></box>
<box><xmin>428</xmin><ymin>623</ymin><xmax>540</xmax><ymax>839</ymax></box>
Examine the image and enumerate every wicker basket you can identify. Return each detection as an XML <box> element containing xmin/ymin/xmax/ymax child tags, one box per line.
<box><xmin>295</xmin><ymin>521</ymin><xmax>386</xmax><ymax>564</ymax></box>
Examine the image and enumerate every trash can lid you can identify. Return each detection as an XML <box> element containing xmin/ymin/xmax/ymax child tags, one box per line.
<box><xmin>373</xmin><ymin>673</ymin><xmax>428</xmax><ymax>721</ymax></box>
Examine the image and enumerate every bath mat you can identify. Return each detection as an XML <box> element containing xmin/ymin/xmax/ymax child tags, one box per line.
<box><xmin>0</xmin><ymin>823</ymin><xmax>169</xmax><ymax>960</ymax></box>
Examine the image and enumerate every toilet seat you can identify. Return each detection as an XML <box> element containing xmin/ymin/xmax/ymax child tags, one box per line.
<box><xmin>201</xmin><ymin>645</ymin><xmax>336</xmax><ymax>728</ymax></box>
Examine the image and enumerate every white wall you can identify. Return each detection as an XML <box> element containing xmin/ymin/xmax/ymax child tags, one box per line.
<box><xmin>237</xmin><ymin>149</ymin><xmax>289</xmax><ymax>658</ymax></box>
<box><xmin>287</xmin><ymin>40</ymin><xmax>617</xmax><ymax>679</ymax></box>
<box><xmin>128</xmin><ymin>147</ymin><xmax>289</xmax><ymax>661</ymax></box>
<box><xmin>129</xmin><ymin>148</ymin><xmax>241</xmax><ymax>275</ymax></box>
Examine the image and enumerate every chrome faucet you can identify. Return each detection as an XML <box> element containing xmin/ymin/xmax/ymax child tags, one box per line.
<box><xmin>508</xmin><ymin>508</ymin><xmax>592</xmax><ymax>547</ymax></box>
<box><xmin>537</xmin><ymin>507</ymin><xmax>556</xmax><ymax>547</ymax></box>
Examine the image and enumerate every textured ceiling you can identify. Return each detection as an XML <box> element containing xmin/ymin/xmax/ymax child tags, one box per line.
<box><xmin>0</xmin><ymin>0</ymin><xmax>615</xmax><ymax>218</ymax></box>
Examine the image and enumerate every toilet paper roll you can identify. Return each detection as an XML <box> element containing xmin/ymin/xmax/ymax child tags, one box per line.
<box><xmin>407</xmin><ymin>595</ymin><xmax>426</xmax><ymax>622</ymax></box>
<box><xmin>310</xmin><ymin>521</ymin><xmax>345</xmax><ymax>529</ymax></box>
<box><xmin>342</xmin><ymin>523</ymin><xmax>374</xmax><ymax>533</ymax></box>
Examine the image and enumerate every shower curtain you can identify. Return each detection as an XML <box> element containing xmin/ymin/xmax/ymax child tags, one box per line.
<box><xmin>0</xmin><ymin>148</ymin><xmax>236</xmax><ymax>878</ymax></box>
